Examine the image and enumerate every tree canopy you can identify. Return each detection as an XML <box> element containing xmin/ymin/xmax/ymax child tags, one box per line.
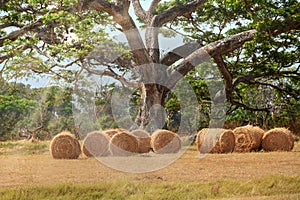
<box><xmin>0</xmin><ymin>0</ymin><xmax>299</xmax><ymax>136</ymax></box>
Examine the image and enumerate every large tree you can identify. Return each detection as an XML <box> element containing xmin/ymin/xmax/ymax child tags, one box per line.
<box><xmin>1</xmin><ymin>0</ymin><xmax>299</xmax><ymax>132</ymax></box>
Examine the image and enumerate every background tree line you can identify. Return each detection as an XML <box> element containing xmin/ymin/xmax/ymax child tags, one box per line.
<box><xmin>0</xmin><ymin>74</ymin><xmax>299</xmax><ymax>141</ymax></box>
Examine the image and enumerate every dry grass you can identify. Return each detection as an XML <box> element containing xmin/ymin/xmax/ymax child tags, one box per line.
<box><xmin>0</xmin><ymin>143</ymin><xmax>299</xmax><ymax>188</ymax></box>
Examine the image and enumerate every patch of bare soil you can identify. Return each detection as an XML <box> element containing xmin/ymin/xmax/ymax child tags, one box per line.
<box><xmin>0</xmin><ymin>146</ymin><xmax>299</xmax><ymax>187</ymax></box>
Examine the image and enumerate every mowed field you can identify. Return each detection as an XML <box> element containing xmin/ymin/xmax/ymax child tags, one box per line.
<box><xmin>0</xmin><ymin>140</ymin><xmax>300</xmax><ymax>199</ymax></box>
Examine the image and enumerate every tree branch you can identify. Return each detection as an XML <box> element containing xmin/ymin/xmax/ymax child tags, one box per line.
<box><xmin>250</xmin><ymin>81</ymin><xmax>299</xmax><ymax>100</ymax></box>
<box><xmin>230</xmin><ymin>99</ymin><xmax>271</xmax><ymax>112</ymax></box>
<box><xmin>233</xmin><ymin>66</ymin><xmax>300</xmax><ymax>90</ymax></box>
<box><xmin>132</xmin><ymin>0</ymin><xmax>147</xmax><ymax>22</ymax></box>
<box><xmin>30</xmin><ymin>44</ymin><xmax>79</xmax><ymax>69</ymax></box>
<box><xmin>205</xmin><ymin>29</ymin><xmax>257</xmax><ymax>56</ymax></box>
<box><xmin>160</xmin><ymin>42</ymin><xmax>202</xmax><ymax>66</ymax></box>
<box><xmin>233</xmin><ymin>74</ymin><xmax>262</xmax><ymax>89</ymax></box>
<box><xmin>81</xmin><ymin>63</ymin><xmax>139</xmax><ymax>88</ymax></box>
<box><xmin>148</xmin><ymin>0</ymin><xmax>161</xmax><ymax>15</ymax></box>
<box><xmin>213</xmin><ymin>55</ymin><xmax>232</xmax><ymax>88</ymax></box>
<box><xmin>145</xmin><ymin>26</ymin><xmax>160</xmax><ymax>63</ymax></box>
<box><xmin>80</xmin><ymin>0</ymin><xmax>151</xmax><ymax>65</ymax></box>
<box><xmin>113</xmin><ymin>56</ymin><xmax>134</xmax><ymax>69</ymax></box>
<box><xmin>266</xmin><ymin>18</ymin><xmax>300</xmax><ymax>36</ymax></box>
<box><xmin>0</xmin><ymin>44</ymin><xmax>32</xmax><ymax>64</ymax></box>
<box><xmin>211</xmin><ymin>56</ymin><xmax>274</xmax><ymax>112</ymax></box>
<box><xmin>167</xmin><ymin>29</ymin><xmax>257</xmax><ymax>89</ymax></box>
<box><xmin>156</xmin><ymin>0</ymin><xmax>207</xmax><ymax>26</ymax></box>
<box><xmin>0</xmin><ymin>22</ymin><xmax>23</xmax><ymax>29</ymax></box>
<box><xmin>0</xmin><ymin>19</ymin><xmax>43</xmax><ymax>47</ymax></box>
<box><xmin>78</xmin><ymin>0</ymin><xmax>114</xmax><ymax>15</ymax></box>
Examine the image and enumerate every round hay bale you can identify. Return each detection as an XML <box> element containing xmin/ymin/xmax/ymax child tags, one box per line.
<box><xmin>233</xmin><ymin>125</ymin><xmax>265</xmax><ymax>153</ymax></box>
<box><xmin>131</xmin><ymin>129</ymin><xmax>151</xmax><ymax>153</ymax></box>
<box><xmin>262</xmin><ymin>128</ymin><xmax>295</xmax><ymax>152</ymax></box>
<box><xmin>110</xmin><ymin>131</ymin><xmax>138</xmax><ymax>156</ymax></box>
<box><xmin>82</xmin><ymin>131</ymin><xmax>111</xmax><ymax>157</ymax></box>
<box><xmin>50</xmin><ymin>131</ymin><xmax>81</xmax><ymax>159</ymax></box>
<box><xmin>196</xmin><ymin>128</ymin><xmax>207</xmax><ymax>152</ymax></box>
<box><xmin>151</xmin><ymin>130</ymin><xmax>181</xmax><ymax>154</ymax></box>
<box><xmin>102</xmin><ymin>128</ymin><xmax>127</xmax><ymax>138</ymax></box>
<box><xmin>196</xmin><ymin>128</ymin><xmax>235</xmax><ymax>154</ymax></box>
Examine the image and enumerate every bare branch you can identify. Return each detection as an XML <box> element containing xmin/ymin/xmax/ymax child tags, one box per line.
<box><xmin>148</xmin><ymin>0</ymin><xmax>161</xmax><ymax>15</ymax></box>
<box><xmin>233</xmin><ymin>74</ymin><xmax>262</xmax><ymax>89</ymax></box>
<box><xmin>132</xmin><ymin>0</ymin><xmax>147</xmax><ymax>22</ymax></box>
<box><xmin>160</xmin><ymin>42</ymin><xmax>202</xmax><ymax>66</ymax></box>
<box><xmin>156</xmin><ymin>0</ymin><xmax>207</xmax><ymax>26</ymax></box>
<box><xmin>113</xmin><ymin>56</ymin><xmax>134</xmax><ymax>69</ymax></box>
<box><xmin>81</xmin><ymin>63</ymin><xmax>139</xmax><ymax>88</ymax></box>
<box><xmin>146</xmin><ymin>0</ymin><xmax>206</xmax><ymax>59</ymax></box>
<box><xmin>251</xmin><ymin>81</ymin><xmax>299</xmax><ymax>100</ymax></box>
<box><xmin>0</xmin><ymin>19</ymin><xmax>43</xmax><ymax>47</ymax></box>
<box><xmin>266</xmin><ymin>18</ymin><xmax>300</xmax><ymax>36</ymax></box>
<box><xmin>167</xmin><ymin>30</ymin><xmax>257</xmax><ymax>89</ymax></box>
<box><xmin>206</xmin><ymin>29</ymin><xmax>257</xmax><ymax>56</ymax></box>
<box><xmin>80</xmin><ymin>0</ymin><xmax>150</xmax><ymax>65</ymax></box>
<box><xmin>0</xmin><ymin>22</ymin><xmax>23</xmax><ymax>29</ymax></box>
<box><xmin>233</xmin><ymin>67</ymin><xmax>300</xmax><ymax>90</ymax></box>
<box><xmin>30</xmin><ymin>44</ymin><xmax>79</xmax><ymax>68</ymax></box>
<box><xmin>230</xmin><ymin>99</ymin><xmax>271</xmax><ymax>112</ymax></box>
<box><xmin>145</xmin><ymin>27</ymin><xmax>160</xmax><ymax>63</ymax></box>
<box><xmin>0</xmin><ymin>44</ymin><xmax>32</xmax><ymax>64</ymax></box>
<box><xmin>213</xmin><ymin>55</ymin><xmax>299</xmax><ymax>112</ymax></box>
<box><xmin>74</xmin><ymin>67</ymin><xmax>84</xmax><ymax>92</ymax></box>
<box><xmin>213</xmin><ymin>55</ymin><xmax>232</xmax><ymax>89</ymax></box>
<box><xmin>78</xmin><ymin>0</ymin><xmax>114</xmax><ymax>14</ymax></box>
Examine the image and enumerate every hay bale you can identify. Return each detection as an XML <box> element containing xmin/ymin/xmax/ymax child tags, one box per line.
<box><xmin>102</xmin><ymin>128</ymin><xmax>127</xmax><ymax>138</ymax></box>
<box><xmin>109</xmin><ymin>130</ymin><xmax>138</xmax><ymax>156</ymax></box>
<box><xmin>233</xmin><ymin>125</ymin><xmax>265</xmax><ymax>152</ymax></box>
<box><xmin>82</xmin><ymin>131</ymin><xmax>111</xmax><ymax>157</ymax></box>
<box><xmin>196</xmin><ymin>128</ymin><xmax>235</xmax><ymax>154</ymax></box>
<box><xmin>151</xmin><ymin>130</ymin><xmax>181</xmax><ymax>154</ymax></box>
<box><xmin>262</xmin><ymin>128</ymin><xmax>294</xmax><ymax>152</ymax></box>
<box><xmin>50</xmin><ymin>131</ymin><xmax>81</xmax><ymax>159</ymax></box>
<box><xmin>131</xmin><ymin>129</ymin><xmax>151</xmax><ymax>153</ymax></box>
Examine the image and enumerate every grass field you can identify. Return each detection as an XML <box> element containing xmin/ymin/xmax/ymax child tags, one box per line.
<box><xmin>1</xmin><ymin>175</ymin><xmax>300</xmax><ymax>200</ymax></box>
<box><xmin>0</xmin><ymin>140</ymin><xmax>299</xmax><ymax>199</ymax></box>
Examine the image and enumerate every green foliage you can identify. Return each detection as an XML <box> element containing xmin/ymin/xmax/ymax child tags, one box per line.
<box><xmin>165</xmin><ymin>71</ymin><xmax>212</xmax><ymax>132</ymax></box>
<box><xmin>0</xmin><ymin>75</ymin><xmax>78</xmax><ymax>140</ymax></box>
<box><xmin>163</xmin><ymin>0</ymin><xmax>300</xmax><ymax>128</ymax></box>
<box><xmin>1</xmin><ymin>0</ymin><xmax>111</xmax><ymax>81</ymax></box>
<box><xmin>0</xmin><ymin>81</ymin><xmax>36</xmax><ymax>140</ymax></box>
<box><xmin>18</xmin><ymin>86</ymin><xmax>76</xmax><ymax>136</ymax></box>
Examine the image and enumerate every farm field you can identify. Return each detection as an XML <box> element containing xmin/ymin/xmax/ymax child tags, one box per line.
<box><xmin>0</xmin><ymin>141</ymin><xmax>300</xmax><ymax>199</ymax></box>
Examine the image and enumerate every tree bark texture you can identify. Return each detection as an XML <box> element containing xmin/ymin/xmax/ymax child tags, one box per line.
<box><xmin>135</xmin><ymin>83</ymin><xmax>168</xmax><ymax>131</ymax></box>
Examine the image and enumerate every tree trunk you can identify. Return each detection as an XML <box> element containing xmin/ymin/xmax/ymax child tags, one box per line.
<box><xmin>135</xmin><ymin>83</ymin><xmax>168</xmax><ymax>132</ymax></box>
